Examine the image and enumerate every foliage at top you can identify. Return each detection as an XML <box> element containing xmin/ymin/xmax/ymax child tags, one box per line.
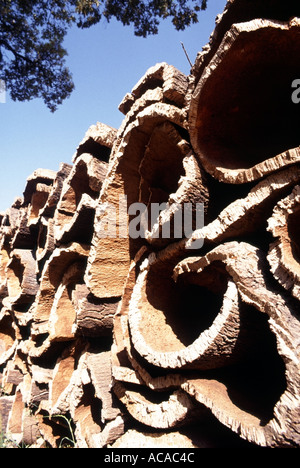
<box><xmin>0</xmin><ymin>0</ymin><xmax>208</xmax><ymax>111</ymax></box>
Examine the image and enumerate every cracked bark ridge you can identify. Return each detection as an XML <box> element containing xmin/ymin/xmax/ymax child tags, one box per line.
<box><xmin>267</xmin><ymin>185</ymin><xmax>300</xmax><ymax>300</ymax></box>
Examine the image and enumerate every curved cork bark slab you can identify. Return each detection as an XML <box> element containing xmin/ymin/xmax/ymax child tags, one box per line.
<box><xmin>46</xmin><ymin>346</ymin><xmax>123</xmax><ymax>447</ymax></box>
<box><xmin>39</xmin><ymin>163</ymin><xmax>72</xmax><ymax>219</ymax></box>
<box><xmin>119</xmin><ymin>62</ymin><xmax>188</xmax><ymax>115</ymax></box>
<box><xmin>191</xmin><ymin>0</ymin><xmax>300</xmax><ymax>89</ymax></box>
<box><xmin>113</xmin><ymin>381</ymin><xmax>200</xmax><ymax>430</ymax></box>
<box><xmin>189</xmin><ymin>18</ymin><xmax>300</xmax><ymax>184</ymax></box>
<box><xmin>0</xmin><ymin>245</ymin><xmax>10</xmax><ymax>298</ymax></box>
<box><xmin>129</xmin><ymin>254</ymin><xmax>239</xmax><ymax>369</ymax></box>
<box><xmin>48</xmin><ymin>262</ymin><xmax>84</xmax><ymax>342</ymax></box>
<box><xmin>74</xmin><ymin>350</ymin><xmax>124</xmax><ymax>448</ymax></box>
<box><xmin>73</xmin><ymin>121</ymin><xmax>117</xmax><ymax>164</ymax></box>
<box><xmin>30</xmin><ymin>243</ymin><xmax>90</xmax><ymax>338</ymax></box>
<box><xmin>267</xmin><ymin>185</ymin><xmax>300</xmax><ymax>300</ymax></box>
<box><xmin>127</xmin><ymin>250</ymin><xmax>264</xmax><ymax>371</ymax></box>
<box><xmin>0</xmin><ymin>200</ymin><xmax>23</xmax><ymax>249</ymax></box>
<box><xmin>54</xmin><ymin>154</ymin><xmax>107</xmax><ymax>245</ymax></box>
<box><xmin>10</xmin><ymin>182</ymin><xmax>53</xmax><ymax>251</ymax></box>
<box><xmin>22</xmin><ymin>169</ymin><xmax>56</xmax><ymax>205</ymax></box>
<box><xmin>10</xmin><ymin>207</ymin><xmax>34</xmax><ymax>251</ymax></box>
<box><xmin>0</xmin><ymin>396</ymin><xmax>14</xmax><ymax>437</ymax></box>
<box><xmin>174</xmin><ymin>241</ymin><xmax>300</xmax><ymax>447</ymax></box>
<box><xmin>48</xmin><ymin>340</ymin><xmax>87</xmax><ymax>415</ymax></box>
<box><xmin>36</xmin><ymin>163</ymin><xmax>72</xmax><ymax>268</ymax></box>
<box><xmin>185</xmin><ymin>164</ymin><xmax>300</xmax><ymax>250</ymax></box>
<box><xmin>85</xmin><ymin>103</ymin><xmax>190</xmax><ymax>299</ymax></box>
<box><xmin>141</xmin><ymin>124</ymin><xmax>209</xmax><ymax>248</ymax></box>
<box><xmin>0</xmin><ymin>309</ymin><xmax>17</xmax><ymax>366</ymax></box>
<box><xmin>36</xmin><ymin>217</ymin><xmax>55</xmax><ymax>268</ymax></box>
<box><xmin>5</xmin><ymin>249</ymin><xmax>39</xmax><ymax>308</ymax></box>
<box><xmin>151</xmin><ymin>163</ymin><xmax>300</xmax><ymax>258</ymax></box>
<box><xmin>26</xmin><ymin>183</ymin><xmax>52</xmax><ymax>227</ymax></box>
<box><xmin>6</xmin><ymin>386</ymin><xmax>25</xmax><ymax>445</ymax></box>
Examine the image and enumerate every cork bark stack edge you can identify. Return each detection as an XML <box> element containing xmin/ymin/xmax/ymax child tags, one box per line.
<box><xmin>0</xmin><ymin>0</ymin><xmax>300</xmax><ymax>448</ymax></box>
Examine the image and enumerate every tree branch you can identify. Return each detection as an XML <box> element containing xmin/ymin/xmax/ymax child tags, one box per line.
<box><xmin>0</xmin><ymin>39</ymin><xmax>34</xmax><ymax>64</ymax></box>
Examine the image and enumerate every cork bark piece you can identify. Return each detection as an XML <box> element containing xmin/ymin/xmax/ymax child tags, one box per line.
<box><xmin>113</xmin><ymin>381</ymin><xmax>199</xmax><ymax>430</ymax></box>
<box><xmin>26</xmin><ymin>183</ymin><xmax>52</xmax><ymax>227</ymax></box>
<box><xmin>0</xmin><ymin>245</ymin><xmax>10</xmax><ymax>299</ymax></box>
<box><xmin>36</xmin><ymin>164</ymin><xmax>73</xmax><ymax>268</ymax></box>
<box><xmin>185</xmin><ymin>164</ymin><xmax>300</xmax><ymax>250</ymax></box>
<box><xmin>72</xmin><ymin>284</ymin><xmax>119</xmax><ymax>337</ymax></box>
<box><xmin>47</xmin><ymin>346</ymin><xmax>123</xmax><ymax>448</ymax></box>
<box><xmin>85</xmin><ymin>103</ymin><xmax>189</xmax><ymax>300</ymax></box>
<box><xmin>140</xmin><ymin>122</ymin><xmax>209</xmax><ymax>248</ymax></box>
<box><xmin>39</xmin><ymin>163</ymin><xmax>72</xmax><ymax>219</ymax></box>
<box><xmin>36</xmin><ymin>217</ymin><xmax>55</xmax><ymax>269</ymax></box>
<box><xmin>48</xmin><ymin>340</ymin><xmax>87</xmax><ymax>415</ymax></box>
<box><xmin>267</xmin><ymin>185</ymin><xmax>300</xmax><ymax>300</ymax></box>
<box><xmin>22</xmin><ymin>169</ymin><xmax>56</xmax><ymax>206</ymax></box>
<box><xmin>175</xmin><ymin>241</ymin><xmax>300</xmax><ymax>447</ymax></box>
<box><xmin>73</xmin><ymin>121</ymin><xmax>117</xmax><ymax>163</ymax></box>
<box><xmin>54</xmin><ymin>154</ymin><xmax>107</xmax><ymax>245</ymax></box>
<box><xmin>30</xmin><ymin>243</ymin><xmax>90</xmax><ymax>337</ymax></box>
<box><xmin>119</xmin><ymin>62</ymin><xmax>188</xmax><ymax>115</ymax></box>
<box><xmin>127</xmin><ymin>248</ymin><xmax>264</xmax><ymax>371</ymax></box>
<box><xmin>191</xmin><ymin>0</ymin><xmax>300</xmax><ymax>88</ymax></box>
<box><xmin>8</xmin><ymin>169</ymin><xmax>59</xmax><ymax>252</ymax></box>
<box><xmin>0</xmin><ymin>309</ymin><xmax>17</xmax><ymax>366</ymax></box>
<box><xmin>0</xmin><ymin>395</ymin><xmax>14</xmax><ymax>436</ymax></box>
<box><xmin>0</xmin><ymin>200</ymin><xmax>23</xmax><ymax>249</ymax></box>
<box><xmin>189</xmin><ymin>18</ymin><xmax>300</xmax><ymax>184</ymax></box>
<box><xmin>48</xmin><ymin>261</ymin><xmax>84</xmax><ymax>342</ymax></box>
<box><xmin>5</xmin><ymin>249</ymin><xmax>39</xmax><ymax>308</ymax></box>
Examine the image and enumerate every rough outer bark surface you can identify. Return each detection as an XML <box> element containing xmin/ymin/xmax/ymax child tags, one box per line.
<box><xmin>119</xmin><ymin>62</ymin><xmax>189</xmax><ymax>114</ymax></box>
<box><xmin>0</xmin><ymin>0</ymin><xmax>300</xmax><ymax>449</ymax></box>
<box><xmin>174</xmin><ymin>241</ymin><xmax>300</xmax><ymax>447</ymax></box>
<box><xmin>0</xmin><ymin>310</ymin><xmax>17</xmax><ymax>366</ymax></box>
<box><xmin>73</xmin><ymin>122</ymin><xmax>117</xmax><ymax>163</ymax></box>
<box><xmin>72</xmin><ymin>284</ymin><xmax>119</xmax><ymax>337</ymax></box>
<box><xmin>267</xmin><ymin>185</ymin><xmax>300</xmax><ymax>300</ymax></box>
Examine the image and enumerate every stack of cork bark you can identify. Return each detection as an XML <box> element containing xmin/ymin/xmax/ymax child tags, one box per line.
<box><xmin>1</xmin><ymin>0</ymin><xmax>300</xmax><ymax>448</ymax></box>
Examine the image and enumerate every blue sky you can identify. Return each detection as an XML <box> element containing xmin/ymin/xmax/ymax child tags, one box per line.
<box><xmin>0</xmin><ymin>0</ymin><xmax>227</xmax><ymax>212</ymax></box>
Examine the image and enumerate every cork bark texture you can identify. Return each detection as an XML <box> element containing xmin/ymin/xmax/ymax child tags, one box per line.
<box><xmin>1</xmin><ymin>0</ymin><xmax>300</xmax><ymax>448</ymax></box>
